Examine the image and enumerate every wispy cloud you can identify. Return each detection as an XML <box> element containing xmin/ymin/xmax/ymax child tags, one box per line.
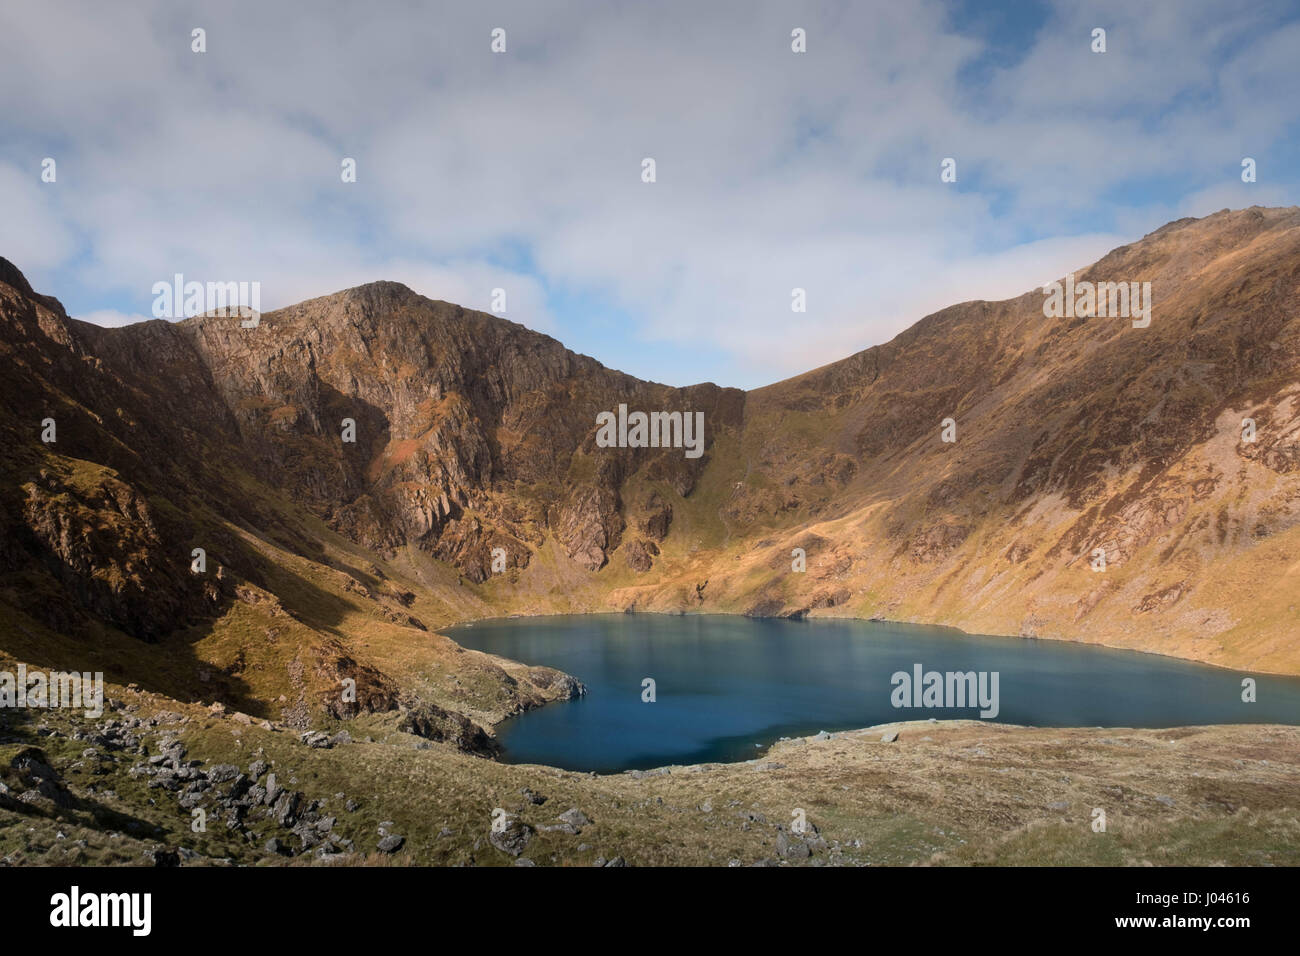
<box><xmin>1</xmin><ymin>0</ymin><xmax>1295</xmax><ymax>388</ymax></box>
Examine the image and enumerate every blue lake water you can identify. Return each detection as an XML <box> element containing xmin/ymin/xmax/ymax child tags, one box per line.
<box><xmin>446</xmin><ymin>613</ymin><xmax>1300</xmax><ymax>773</ymax></box>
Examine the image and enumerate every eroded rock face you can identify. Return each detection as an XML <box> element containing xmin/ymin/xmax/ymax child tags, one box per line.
<box><xmin>907</xmin><ymin>522</ymin><xmax>971</xmax><ymax>564</ymax></box>
<box><xmin>432</xmin><ymin>515</ymin><xmax>531</xmax><ymax>584</ymax></box>
<box><xmin>523</xmin><ymin>667</ymin><xmax>586</xmax><ymax>700</ymax></box>
<box><xmin>171</xmin><ymin>288</ymin><xmax>743</xmax><ymax>577</ymax></box>
<box><xmin>643</xmin><ymin>493</ymin><xmax>673</xmax><ymax>541</ymax></box>
<box><xmin>16</xmin><ymin>468</ymin><xmax>220</xmax><ymax>641</ymax></box>
<box><xmin>125</xmin><ymin>284</ymin><xmax>738</xmax><ymax>577</ymax></box>
<box><xmin>624</xmin><ymin>539</ymin><xmax>658</xmax><ymax>573</ymax></box>
<box><xmin>314</xmin><ymin>641</ymin><xmax>401</xmax><ymax>719</ymax></box>
<box><xmin>398</xmin><ymin>703</ymin><xmax>500</xmax><ymax>758</ymax></box>
<box><xmin>555</xmin><ymin>485</ymin><xmax>624</xmax><ymax>571</ymax></box>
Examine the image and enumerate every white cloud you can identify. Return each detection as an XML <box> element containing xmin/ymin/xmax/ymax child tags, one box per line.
<box><xmin>0</xmin><ymin>164</ymin><xmax>77</xmax><ymax>270</ymax></box>
<box><xmin>0</xmin><ymin>0</ymin><xmax>1295</xmax><ymax>388</ymax></box>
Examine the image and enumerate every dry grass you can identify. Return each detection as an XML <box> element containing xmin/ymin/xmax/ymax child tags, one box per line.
<box><xmin>4</xmin><ymin>690</ymin><xmax>1296</xmax><ymax>867</ymax></box>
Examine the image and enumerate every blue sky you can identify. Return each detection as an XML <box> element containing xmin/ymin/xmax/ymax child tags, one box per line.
<box><xmin>2</xmin><ymin>0</ymin><xmax>1298</xmax><ymax>389</ymax></box>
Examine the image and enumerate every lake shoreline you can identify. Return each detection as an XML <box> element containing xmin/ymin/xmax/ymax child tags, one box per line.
<box><xmin>446</xmin><ymin>612</ymin><xmax>1299</xmax><ymax>774</ymax></box>
<box><xmin>443</xmin><ymin>607</ymin><xmax>1299</xmax><ymax>681</ymax></box>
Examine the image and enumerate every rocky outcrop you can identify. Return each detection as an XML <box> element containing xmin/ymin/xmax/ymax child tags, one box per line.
<box><xmin>643</xmin><ymin>493</ymin><xmax>673</xmax><ymax>541</ymax></box>
<box><xmin>14</xmin><ymin>468</ymin><xmax>221</xmax><ymax>641</ymax></box>
<box><xmin>555</xmin><ymin>485</ymin><xmax>624</xmax><ymax>571</ymax></box>
<box><xmin>398</xmin><ymin>703</ymin><xmax>500</xmax><ymax>758</ymax></box>
<box><xmin>624</xmin><ymin>539</ymin><xmax>658</xmax><ymax>572</ymax></box>
<box><xmin>313</xmin><ymin>641</ymin><xmax>401</xmax><ymax>718</ymax></box>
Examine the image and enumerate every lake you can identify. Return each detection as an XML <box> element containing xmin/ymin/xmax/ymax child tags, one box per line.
<box><xmin>446</xmin><ymin>613</ymin><xmax>1300</xmax><ymax>773</ymax></box>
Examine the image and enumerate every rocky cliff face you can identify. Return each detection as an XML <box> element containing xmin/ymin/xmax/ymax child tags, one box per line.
<box><xmin>1</xmin><ymin>206</ymin><xmax>1298</xmax><ymax>722</ymax></box>
<box><xmin>74</xmin><ymin>280</ymin><xmax>742</xmax><ymax>581</ymax></box>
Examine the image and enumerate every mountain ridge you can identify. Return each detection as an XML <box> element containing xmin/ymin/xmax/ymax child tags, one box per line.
<box><xmin>2</xmin><ymin>205</ymin><xmax>1299</xmax><ymax>747</ymax></box>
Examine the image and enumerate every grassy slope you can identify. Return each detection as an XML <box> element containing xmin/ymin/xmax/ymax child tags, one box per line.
<box><xmin>3</xmin><ymin>686</ymin><xmax>1296</xmax><ymax>867</ymax></box>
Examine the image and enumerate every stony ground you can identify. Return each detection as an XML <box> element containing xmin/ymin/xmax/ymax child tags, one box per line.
<box><xmin>3</xmin><ymin>683</ymin><xmax>1296</xmax><ymax>867</ymax></box>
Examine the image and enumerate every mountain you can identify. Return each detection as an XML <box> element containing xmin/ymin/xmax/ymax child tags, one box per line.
<box><xmin>2</xmin><ymin>206</ymin><xmax>1299</xmax><ymax>742</ymax></box>
<box><xmin>719</xmin><ymin>206</ymin><xmax>1300</xmax><ymax>672</ymax></box>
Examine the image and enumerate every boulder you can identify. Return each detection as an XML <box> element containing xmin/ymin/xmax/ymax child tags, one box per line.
<box><xmin>377</xmin><ymin>835</ymin><xmax>405</xmax><ymax>854</ymax></box>
<box><xmin>558</xmin><ymin>808</ymin><xmax>591</xmax><ymax>827</ymax></box>
<box><xmin>489</xmin><ymin>818</ymin><xmax>534</xmax><ymax>857</ymax></box>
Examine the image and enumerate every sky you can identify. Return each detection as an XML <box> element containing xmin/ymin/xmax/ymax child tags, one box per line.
<box><xmin>1</xmin><ymin>0</ymin><xmax>1298</xmax><ymax>390</ymax></box>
